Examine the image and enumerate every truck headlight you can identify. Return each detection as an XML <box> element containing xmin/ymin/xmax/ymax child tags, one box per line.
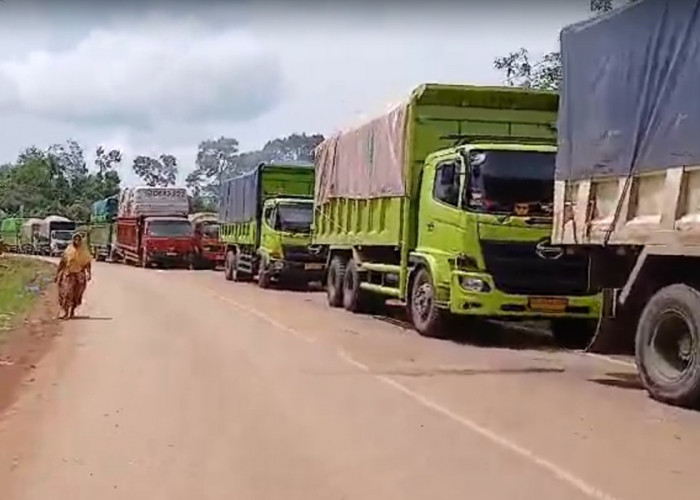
<box><xmin>459</xmin><ymin>276</ymin><xmax>491</xmax><ymax>292</ymax></box>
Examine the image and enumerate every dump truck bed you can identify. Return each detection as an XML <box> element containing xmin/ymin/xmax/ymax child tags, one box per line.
<box><xmin>552</xmin><ymin>0</ymin><xmax>700</xmax><ymax>248</ymax></box>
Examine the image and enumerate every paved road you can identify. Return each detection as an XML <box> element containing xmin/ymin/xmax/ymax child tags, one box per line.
<box><xmin>2</xmin><ymin>263</ymin><xmax>700</xmax><ymax>500</ymax></box>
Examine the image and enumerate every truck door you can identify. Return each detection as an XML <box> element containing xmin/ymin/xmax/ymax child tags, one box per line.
<box><xmin>417</xmin><ymin>157</ymin><xmax>468</xmax><ymax>257</ymax></box>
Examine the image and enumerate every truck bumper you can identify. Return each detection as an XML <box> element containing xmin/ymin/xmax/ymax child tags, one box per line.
<box><xmin>146</xmin><ymin>252</ymin><xmax>192</xmax><ymax>266</ymax></box>
<box><xmin>447</xmin><ymin>271</ymin><xmax>601</xmax><ymax>319</ymax></box>
<box><xmin>269</xmin><ymin>260</ymin><xmax>325</xmax><ymax>281</ymax></box>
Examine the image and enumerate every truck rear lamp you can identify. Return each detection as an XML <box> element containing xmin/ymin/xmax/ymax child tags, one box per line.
<box><xmin>459</xmin><ymin>276</ymin><xmax>491</xmax><ymax>292</ymax></box>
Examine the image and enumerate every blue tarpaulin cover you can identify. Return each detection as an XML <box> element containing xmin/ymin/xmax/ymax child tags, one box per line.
<box><xmin>219</xmin><ymin>167</ymin><xmax>259</xmax><ymax>223</ymax></box>
<box><xmin>556</xmin><ymin>0</ymin><xmax>700</xmax><ymax>181</ymax></box>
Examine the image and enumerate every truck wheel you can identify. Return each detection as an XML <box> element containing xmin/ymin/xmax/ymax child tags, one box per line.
<box><xmin>326</xmin><ymin>257</ymin><xmax>346</xmax><ymax>308</ymax></box>
<box><xmin>409</xmin><ymin>268</ymin><xmax>447</xmax><ymax>338</ymax></box>
<box><xmin>636</xmin><ymin>284</ymin><xmax>700</xmax><ymax>408</ymax></box>
<box><xmin>550</xmin><ymin>319</ymin><xmax>598</xmax><ymax>350</ymax></box>
<box><xmin>342</xmin><ymin>260</ymin><xmax>372</xmax><ymax>313</ymax></box>
<box><xmin>224</xmin><ymin>251</ymin><xmax>235</xmax><ymax>281</ymax></box>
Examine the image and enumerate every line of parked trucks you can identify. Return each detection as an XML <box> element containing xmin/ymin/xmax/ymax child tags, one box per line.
<box><xmin>216</xmin><ymin>0</ymin><xmax>700</xmax><ymax>408</ymax></box>
<box><xmin>1</xmin><ymin>0</ymin><xmax>697</xmax><ymax>408</ymax></box>
<box><xmin>1</xmin><ymin>190</ymin><xmax>225</xmax><ymax>270</ymax></box>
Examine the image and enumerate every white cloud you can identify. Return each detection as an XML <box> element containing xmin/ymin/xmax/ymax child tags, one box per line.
<box><xmin>0</xmin><ymin>18</ymin><xmax>285</xmax><ymax>128</ymax></box>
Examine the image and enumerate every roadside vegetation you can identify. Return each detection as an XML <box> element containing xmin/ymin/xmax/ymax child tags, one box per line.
<box><xmin>0</xmin><ymin>257</ymin><xmax>55</xmax><ymax>338</ymax></box>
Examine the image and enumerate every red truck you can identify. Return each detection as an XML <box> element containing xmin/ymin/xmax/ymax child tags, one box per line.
<box><xmin>189</xmin><ymin>212</ymin><xmax>225</xmax><ymax>269</ymax></box>
<box><xmin>112</xmin><ymin>187</ymin><xmax>193</xmax><ymax>269</ymax></box>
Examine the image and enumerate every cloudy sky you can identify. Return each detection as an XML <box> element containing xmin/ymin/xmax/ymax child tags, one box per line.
<box><xmin>0</xmin><ymin>0</ymin><xmax>590</xmax><ymax>185</ymax></box>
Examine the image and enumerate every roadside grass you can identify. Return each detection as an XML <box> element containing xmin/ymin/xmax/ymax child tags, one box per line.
<box><xmin>0</xmin><ymin>257</ymin><xmax>55</xmax><ymax>340</ymax></box>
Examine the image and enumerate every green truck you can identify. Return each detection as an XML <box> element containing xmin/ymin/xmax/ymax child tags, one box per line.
<box><xmin>314</xmin><ymin>84</ymin><xmax>601</xmax><ymax>343</ymax></box>
<box><xmin>0</xmin><ymin>217</ymin><xmax>25</xmax><ymax>252</ymax></box>
<box><xmin>220</xmin><ymin>162</ymin><xmax>328</xmax><ymax>288</ymax></box>
<box><xmin>85</xmin><ymin>196</ymin><xmax>118</xmax><ymax>261</ymax></box>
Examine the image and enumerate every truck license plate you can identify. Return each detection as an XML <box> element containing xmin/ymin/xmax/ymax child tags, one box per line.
<box><xmin>528</xmin><ymin>297</ymin><xmax>568</xmax><ymax>313</ymax></box>
<box><xmin>304</xmin><ymin>263</ymin><xmax>324</xmax><ymax>270</ymax></box>
<box><xmin>167</xmin><ymin>252</ymin><xmax>177</xmax><ymax>256</ymax></box>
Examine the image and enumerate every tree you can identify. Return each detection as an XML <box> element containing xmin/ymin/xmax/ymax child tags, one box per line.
<box><xmin>260</xmin><ymin>133</ymin><xmax>324</xmax><ymax>164</ymax></box>
<box><xmin>94</xmin><ymin>146</ymin><xmax>122</xmax><ymax>175</ymax></box>
<box><xmin>494</xmin><ymin>0</ymin><xmax>635</xmax><ymax>90</ymax></box>
<box><xmin>132</xmin><ymin>154</ymin><xmax>178</xmax><ymax>187</ymax></box>
<box><xmin>47</xmin><ymin>139</ymin><xmax>88</xmax><ymax>182</ymax></box>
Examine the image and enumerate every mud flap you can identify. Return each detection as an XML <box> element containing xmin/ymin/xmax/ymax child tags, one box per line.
<box><xmin>585</xmin><ymin>288</ymin><xmax>636</xmax><ymax>355</ymax></box>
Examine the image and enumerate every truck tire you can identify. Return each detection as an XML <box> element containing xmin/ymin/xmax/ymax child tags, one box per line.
<box><xmin>342</xmin><ymin>260</ymin><xmax>373</xmax><ymax>313</ymax></box>
<box><xmin>550</xmin><ymin>319</ymin><xmax>598</xmax><ymax>350</ymax></box>
<box><xmin>409</xmin><ymin>268</ymin><xmax>448</xmax><ymax>338</ymax></box>
<box><xmin>326</xmin><ymin>256</ymin><xmax>346</xmax><ymax>308</ymax></box>
<box><xmin>224</xmin><ymin>251</ymin><xmax>235</xmax><ymax>281</ymax></box>
<box><xmin>636</xmin><ymin>284</ymin><xmax>700</xmax><ymax>408</ymax></box>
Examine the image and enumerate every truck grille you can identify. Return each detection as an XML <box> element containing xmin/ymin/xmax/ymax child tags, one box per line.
<box><xmin>480</xmin><ymin>240</ymin><xmax>591</xmax><ymax>296</ymax></box>
<box><xmin>282</xmin><ymin>245</ymin><xmax>326</xmax><ymax>263</ymax></box>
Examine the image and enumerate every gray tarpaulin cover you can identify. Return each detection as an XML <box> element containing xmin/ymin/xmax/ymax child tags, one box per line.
<box><xmin>219</xmin><ymin>167</ymin><xmax>259</xmax><ymax>223</ymax></box>
<box><xmin>315</xmin><ymin>103</ymin><xmax>408</xmax><ymax>203</ymax></box>
<box><xmin>556</xmin><ymin>0</ymin><xmax>700</xmax><ymax>181</ymax></box>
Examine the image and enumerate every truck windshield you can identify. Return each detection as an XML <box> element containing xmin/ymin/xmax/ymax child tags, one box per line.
<box><xmin>464</xmin><ymin>149</ymin><xmax>555</xmax><ymax>216</ymax></box>
<box><xmin>147</xmin><ymin>221</ymin><xmax>193</xmax><ymax>238</ymax></box>
<box><xmin>52</xmin><ymin>230</ymin><xmax>73</xmax><ymax>241</ymax></box>
<box><xmin>201</xmin><ymin>222</ymin><xmax>219</xmax><ymax>239</ymax></box>
<box><xmin>277</xmin><ymin>203</ymin><xmax>313</xmax><ymax>233</ymax></box>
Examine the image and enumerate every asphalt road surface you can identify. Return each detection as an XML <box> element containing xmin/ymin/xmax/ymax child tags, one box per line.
<box><xmin>2</xmin><ymin>262</ymin><xmax>700</xmax><ymax>500</ymax></box>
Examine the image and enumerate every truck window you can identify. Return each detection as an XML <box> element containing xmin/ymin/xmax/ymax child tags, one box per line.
<box><xmin>433</xmin><ymin>162</ymin><xmax>460</xmax><ymax>208</ymax></box>
<box><xmin>264</xmin><ymin>207</ymin><xmax>275</xmax><ymax>228</ymax></box>
<box><xmin>147</xmin><ymin>221</ymin><xmax>193</xmax><ymax>237</ymax></box>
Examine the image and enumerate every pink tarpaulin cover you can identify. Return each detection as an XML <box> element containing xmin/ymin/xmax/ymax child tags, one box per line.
<box><xmin>315</xmin><ymin>102</ymin><xmax>408</xmax><ymax>204</ymax></box>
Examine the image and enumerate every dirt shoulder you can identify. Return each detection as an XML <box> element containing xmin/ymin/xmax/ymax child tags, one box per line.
<box><xmin>0</xmin><ymin>256</ymin><xmax>60</xmax><ymax>414</ymax></box>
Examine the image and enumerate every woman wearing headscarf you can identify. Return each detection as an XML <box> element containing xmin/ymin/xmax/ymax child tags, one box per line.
<box><xmin>55</xmin><ymin>232</ymin><xmax>92</xmax><ymax>319</ymax></box>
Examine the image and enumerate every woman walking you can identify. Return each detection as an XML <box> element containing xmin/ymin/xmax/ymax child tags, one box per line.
<box><xmin>55</xmin><ymin>233</ymin><xmax>92</xmax><ymax>319</ymax></box>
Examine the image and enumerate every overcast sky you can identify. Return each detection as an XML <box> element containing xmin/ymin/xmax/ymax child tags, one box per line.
<box><xmin>0</xmin><ymin>0</ymin><xmax>590</xmax><ymax>185</ymax></box>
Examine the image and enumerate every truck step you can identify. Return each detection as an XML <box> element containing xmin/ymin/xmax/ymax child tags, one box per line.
<box><xmin>360</xmin><ymin>263</ymin><xmax>401</xmax><ymax>274</ymax></box>
<box><xmin>359</xmin><ymin>282</ymin><xmax>402</xmax><ymax>298</ymax></box>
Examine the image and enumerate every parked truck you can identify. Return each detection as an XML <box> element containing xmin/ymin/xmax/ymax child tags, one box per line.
<box><xmin>313</xmin><ymin>84</ymin><xmax>601</xmax><ymax>341</ymax></box>
<box><xmin>113</xmin><ymin>187</ymin><xmax>193</xmax><ymax>268</ymax></box>
<box><xmin>189</xmin><ymin>212</ymin><xmax>225</xmax><ymax>269</ymax></box>
<box><xmin>0</xmin><ymin>217</ymin><xmax>25</xmax><ymax>253</ymax></box>
<box><xmin>220</xmin><ymin>162</ymin><xmax>327</xmax><ymax>288</ymax></box>
<box><xmin>551</xmin><ymin>0</ymin><xmax>700</xmax><ymax>407</ymax></box>
<box><xmin>19</xmin><ymin>218</ymin><xmax>42</xmax><ymax>254</ymax></box>
<box><xmin>38</xmin><ymin>215</ymin><xmax>75</xmax><ymax>256</ymax></box>
<box><xmin>84</xmin><ymin>196</ymin><xmax>119</xmax><ymax>261</ymax></box>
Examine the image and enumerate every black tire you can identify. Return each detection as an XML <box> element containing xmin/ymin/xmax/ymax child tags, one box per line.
<box><xmin>257</xmin><ymin>255</ymin><xmax>272</xmax><ymax>289</ymax></box>
<box><xmin>550</xmin><ymin>318</ymin><xmax>598</xmax><ymax>350</ymax></box>
<box><xmin>342</xmin><ymin>259</ymin><xmax>372</xmax><ymax>313</ymax></box>
<box><xmin>636</xmin><ymin>284</ymin><xmax>700</xmax><ymax>408</ymax></box>
<box><xmin>409</xmin><ymin>268</ymin><xmax>448</xmax><ymax>338</ymax></box>
<box><xmin>326</xmin><ymin>256</ymin><xmax>346</xmax><ymax>308</ymax></box>
<box><xmin>224</xmin><ymin>250</ymin><xmax>235</xmax><ymax>281</ymax></box>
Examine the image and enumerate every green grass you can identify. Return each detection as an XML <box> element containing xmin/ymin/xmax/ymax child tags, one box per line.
<box><xmin>0</xmin><ymin>257</ymin><xmax>56</xmax><ymax>337</ymax></box>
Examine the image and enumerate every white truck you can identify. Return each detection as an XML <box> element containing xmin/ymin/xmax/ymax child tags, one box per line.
<box><xmin>552</xmin><ymin>0</ymin><xmax>700</xmax><ymax>407</ymax></box>
<box><xmin>38</xmin><ymin>215</ymin><xmax>76</xmax><ymax>256</ymax></box>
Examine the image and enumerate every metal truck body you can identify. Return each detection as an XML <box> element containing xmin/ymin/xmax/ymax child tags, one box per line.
<box><xmin>189</xmin><ymin>212</ymin><xmax>225</xmax><ymax>269</ymax></box>
<box><xmin>220</xmin><ymin>163</ymin><xmax>327</xmax><ymax>287</ymax></box>
<box><xmin>114</xmin><ymin>187</ymin><xmax>193</xmax><ymax>268</ymax></box>
<box><xmin>314</xmin><ymin>83</ymin><xmax>600</xmax><ymax>340</ymax></box>
<box><xmin>0</xmin><ymin>217</ymin><xmax>25</xmax><ymax>252</ymax></box>
<box><xmin>552</xmin><ymin>0</ymin><xmax>700</xmax><ymax>407</ymax></box>
<box><xmin>38</xmin><ymin>215</ymin><xmax>75</xmax><ymax>256</ymax></box>
<box><xmin>19</xmin><ymin>218</ymin><xmax>42</xmax><ymax>254</ymax></box>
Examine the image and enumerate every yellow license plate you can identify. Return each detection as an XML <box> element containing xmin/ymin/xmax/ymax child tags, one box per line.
<box><xmin>304</xmin><ymin>263</ymin><xmax>324</xmax><ymax>270</ymax></box>
<box><xmin>528</xmin><ymin>297</ymin><xmax>568</xmax><ymax>313</ymax></box>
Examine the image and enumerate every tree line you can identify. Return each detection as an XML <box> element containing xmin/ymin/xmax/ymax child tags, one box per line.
<box><xmin>0</xmin><ymin>133</ymin><xmax>324</xmax><ymax>221</ymax></box>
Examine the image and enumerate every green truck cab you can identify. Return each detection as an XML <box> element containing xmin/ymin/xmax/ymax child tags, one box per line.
<box><xmin>314</xmin><ymin>84</ymin><xmax>601</xmax><ymax>344</ymax></box>
<box><xmin>220</xmin><ymin>162</ymin><xmax>327</xmax><ymax>288</ymax></box>
<box><xmin>0</xmin><ymin>217</ymin><xmax>25</xmax><ymax>253</ymax></box>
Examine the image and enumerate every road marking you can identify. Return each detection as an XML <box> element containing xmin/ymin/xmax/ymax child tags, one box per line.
<box><xmin>337</xmin><ymin>348</ymin><xmax>618</xmax><ymax>500</ymax></box>
<box><xmin>582</xmin><ymin>352</ymin><xmax>636</xmax><ymax>369</ymax></box>
<box><xmin>204</xmin><ymin>287</ymin><xmax>315</xmax><ymax>343</ymax></box>
<box><xmin>203</xmin><ymin>280</ymin><xmax>618</xmax><ymax>499</ymax></box>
